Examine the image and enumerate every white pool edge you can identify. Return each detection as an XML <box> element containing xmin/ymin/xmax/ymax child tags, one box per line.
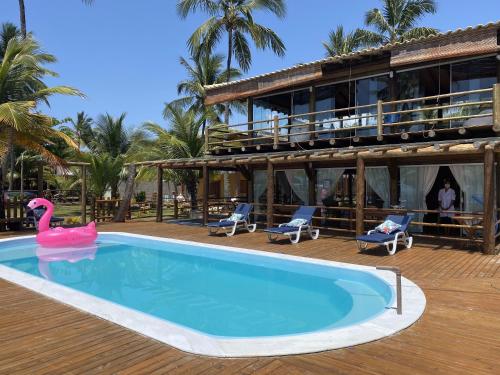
<box><xmin>0</xmin><ymin>232</ymin><xmax>426</xmax><ymax>357</ymax></box>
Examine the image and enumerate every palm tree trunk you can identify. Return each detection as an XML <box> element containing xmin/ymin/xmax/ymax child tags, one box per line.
<box><xmin>18</xmin><ymin>0</ymin><xmax>26</xmax><ymax>38</ymax></box>
<box><xmin>113</xmin><ymin>163</ymin><xmax>135</xmax><ymax>222</ymax></box>
<box><xmin>201</xmin><ymin>118</ymin><xmax>207</xmax><ymax>138</ymax></box>
<box><xmin>187</xmin><ymin>175</ymin><xmax>198</xmax><ymax>211</ymax></box>
<box><xmin>8</xmin><ymin>129</ymin><xmax>14</xmax><ymax>191</ymax></box>
<box><xmin>224</xmin><ymin>28</ymin><xmax>233</xmax><ymax>125</ymax></box>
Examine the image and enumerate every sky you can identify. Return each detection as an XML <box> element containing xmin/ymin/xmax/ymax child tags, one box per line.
<box><xmin>2</xmin><ymin>0</ymin><xmax>499</xmax><ymax>130</ymax></box>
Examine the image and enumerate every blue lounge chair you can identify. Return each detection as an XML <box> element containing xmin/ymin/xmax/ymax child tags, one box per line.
<box><xmin>25</xmin><ymin>207</ymin><xmax>64</xmax><ymax>229</ymax></box>
<box><xmin>264</xmin><ymin>206</ymin><xmax>319</xmax><ymax>244</ymax></box>
<box><xmin>356</xmin><ymin>215</ymin><xmax>413</xmax><ymax>255</ymax></box>
<box><xmin>207</xmin><ymin>203</ymin><xmax>256</xmax><ymax>236</ymax></box>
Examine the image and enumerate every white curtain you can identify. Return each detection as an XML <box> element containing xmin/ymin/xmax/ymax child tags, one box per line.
<box><xmin>450</xmin><ymin>164</ymin><xmax>484</xmax><ymax>212</ymax></box>
<box><xmin>284</xmin><ymin>169</ymin><xmax>309</xmax><ymax>205</ymax></box>
<box><xmin>400</xmin><ymin>166</ymin><xmax>439</xmax><ymax>232</ymax></box>
<box><xmin>253</xmin><ymin>170</ymin><xmax>267</xmax><ymax>212</ymax></box>
<box><xmin>316</xmin><ymin>168</ymin><xmax>344</xmax><ymax>205</ymax></box>
<box><xmin>366</xmin><ymin>167</ymin><xmax>391</xmax><ymax>208</ymax></box>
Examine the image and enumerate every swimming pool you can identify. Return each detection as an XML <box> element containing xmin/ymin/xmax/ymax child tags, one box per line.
<box><xmin>0</xmin><ymin>233</ymin><xmax>425</xmax><ymax>356</ymax></box>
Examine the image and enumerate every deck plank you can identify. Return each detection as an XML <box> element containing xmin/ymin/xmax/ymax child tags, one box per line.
<box><xmin>0</xmin><ymin>221</ymin><xmax>499</xmax><ymax>374</ymax></box>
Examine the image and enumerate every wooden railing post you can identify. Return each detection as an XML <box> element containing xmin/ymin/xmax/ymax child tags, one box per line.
<box><xmin>273</xmin><ymin>115</ymin><xmax>279</xmax><ymax>149</ymax></box>
<box><xmin>483</xmin><ymin>145</ymin><xmax>496</xmax><ymax>254</ymax></box>
<box><xmin>376</xmin><ymin>100</ymin><xmax>384</xmax><ymax>140</ymax></box>
<box><xmin>493</xmin><ymin>83</ymin><xmax>500</xmax><ymax>133</ymax></box>
<box><xmin>356</xmin><ymin>156</ymin><xmax>365</xmax><ymax>236</ymax></box>
<box><xmin>266</xmin><ymin>160</ymin><xmax>274</xmax><ymax>227</ymax></box>
<box><xmin>81</xmin><ymin>165</ymin><xmax>87</xmax><ymax>224</ymax></box>
<box><xmin>156</xmin><ymin>165</ymin><xmax>163</xmax><ymax>223</ymax></box>
<box><xmin>90</xmin><ymin>195</ymin><xmax>96</xmax><ymax>222</ymax></box>
<box><xmin>173</xmin><ymin>192</ymin><xmax>179</xmax><ymax>219</ymax></box>
<box><xmin>202</xmin><ymin>165</ymin><xmax>209</xmax><ymax>225</ymax></box>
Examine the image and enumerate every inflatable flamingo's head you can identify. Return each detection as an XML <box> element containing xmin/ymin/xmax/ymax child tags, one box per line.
<box><xmin>27</xmin><ymin>198</ymin><xmax>52</xmax><ymax>210</ymax></box>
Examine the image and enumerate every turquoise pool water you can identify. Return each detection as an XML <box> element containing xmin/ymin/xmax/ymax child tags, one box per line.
<box><xmin>0</xmin><ymin>234</ymin><xmax>393</xmax><ymax>338</ymax></box>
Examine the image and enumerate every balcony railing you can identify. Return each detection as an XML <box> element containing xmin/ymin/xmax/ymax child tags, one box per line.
<box><xmin>206</xmin><ymin>84</ymin><xmax>500</xmax><ymax>153</ymax></box>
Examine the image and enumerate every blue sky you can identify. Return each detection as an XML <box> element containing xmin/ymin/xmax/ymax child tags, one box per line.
<box><xmin>2</xmin><ymin>0</ymin><xmax>499</xmax><ymax>129</ymax></box>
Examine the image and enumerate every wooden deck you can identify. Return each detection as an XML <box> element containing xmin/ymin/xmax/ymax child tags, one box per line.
<box><xmin>1</xmin><ymin>221</ymin><xmax>500</xmax><ymax>374</ymax></box>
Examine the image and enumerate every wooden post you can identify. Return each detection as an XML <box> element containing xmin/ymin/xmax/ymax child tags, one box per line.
<box><xmin>356</xmin><ymin>156</ymin><xmax>365</xmax><ymax>236</ymax></box>
<box><xmin>90</xmin><ymin>195</ymin><xmax>96</xmax><ymax>222</ymax></box>
<box><xmin>273</xmin><ymin>115</ymin><xmax>279</xmax><ymax>149</ymax></box>
<box><xmin>376</xmin><ymin>100</ymin><xmax>384</xmax><ymax>140</ymax></box>
<box><xmin>483</xmin><ymin>146</ymin><xmax>495</xmax><ymax>254</ymax></box>
<box><xmin>247</xmin><ymin>166</ymin><xmax>253</xmax><ymax>203</ymax></box>
<box><xmin>37</xmin><ymin>162</ymin><xmax>43</xmax><ymax>197</ymax></box>
<box><xmin>266</xmin><ymin>160</ymin><xmax>274</xmax><ymax>227</ymax></box>
<box><xmin>493</xmin><ymin>83</ymin><xmax>500</xmax><ymax>132</ymax></box>
<box><xmin>173</xmin><ymin>191</ymin><xmax>179</xmax><ymax>219</ymax></box>
<box><xmin>306</xmin><ymin>162</ymin><xmax>316</xmax><ymax>206</ymax></box>
<box><xmin>309</xmin><ymin>86</ymin><xmax>316</xmax><ymax>140</ymax></box>
<box><xmin>202</xmin><ymin>165</ymin><xmax>209</xmax><ymax>225</ymax></box>
<box><xmin>156</xmin><ymin>165</ymin><xmax>163</xmax><ymax>222</ymax></box>
<box><xmin>81</xmin><ymin>165</ymin><xmax>87</xmax><ymax>224</ymax></box>
<box><xmin>247</xmin><ymin>97</ymin><xmax>254</xmax><ymax>146</ymax></box>
<box><xmin>388</xmin><ymin>162</ymin><xmax>398</xmax><ymax>206</ymax></box>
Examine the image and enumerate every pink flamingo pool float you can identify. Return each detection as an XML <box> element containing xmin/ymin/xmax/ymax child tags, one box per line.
<box><xmin>27</xmin><ymin>198</ymin><xmax>97</xmax><ymax>247</ymax></box>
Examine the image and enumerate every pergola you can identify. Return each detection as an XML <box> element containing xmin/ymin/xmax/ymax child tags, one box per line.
<box><xmin>135</xmin><ymin>137</ymin><xmax>500</xmax><ymax>254</ymax></box>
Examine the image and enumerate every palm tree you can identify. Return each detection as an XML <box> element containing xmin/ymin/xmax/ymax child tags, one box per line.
<box><xmin>0</xmin><ymin>36</ymin><xmax>82</xmax><ymax>183</ymax></box>
<box><xmin>85</xmin><ymin>153</ymin><xmax>124</xmax><ymax>199</ymax></box>
<box><xmin>61</xmin><ymin>112</ymin><xmax>94</xmax><ymax>151</ymax></box>
<box><xmin>177</xmin><ymin>0</ymin><xmax>286</xmax><ymax>124</ymax></box>
<box><xmin>17</xmin><ymin>0</ymin><xmax>95</xmax><ymax>38</ymax></box>
<box><xmin>90</xmin><ymin>113</ymin><xmax>131</xmax><ymax>158</ymax></box>
<box><xmin>359</xmin><ymin>0</ymin><xmax>438</xmax><ymax>46</ymax></box>
<box><xmin>1</xmin><ymin>23</ymin><xmax>20</xmax><ymax>59</ymax></box>
<box><xmin>143</xmin><ymin>103</ymin><xmax>205</xmax><ymax>209</ymax></box>
<box><xmin>322</xmin><ymin>26</ymin><xmax>367</xmax><ymax>57</ymax></box>
<box><xmin>173</xmin><ymin>50</ymin><xmax>243</xmax><ymax>135</ymax></box>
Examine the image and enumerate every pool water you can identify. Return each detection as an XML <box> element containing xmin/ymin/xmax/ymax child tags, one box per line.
<box><xmin>0</xmin><ymin>234</ymin><xmax>393</xmax><ymax>338</ymax></box>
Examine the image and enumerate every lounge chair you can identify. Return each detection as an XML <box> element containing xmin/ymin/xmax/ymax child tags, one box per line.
<box><xmin>207</xmin><ymin>203</ymin><xmax>256</xmax><ymax>236</ymax></box>
<box><xmin>25</xmin><ymin>207</ymin><xmax>64</xmax><ymax>229</ymax></box>
<box><xmin>356</xmin><ymin>215</ymin><xmax>413</xmax><ymax>255</ymax></box>
<box><xmin>264</xmin><ymin>206</ymin><xmax>319</xmax><ymax>244</ymax></box>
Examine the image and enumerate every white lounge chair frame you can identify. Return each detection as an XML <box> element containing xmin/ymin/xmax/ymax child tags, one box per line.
<box><xmin>267</xmin><ymin>223</ymin><xmax>319</xmax><ymax>244</ymax></box>
<box><xmin>208</xmin><ymin>218</ymin><xmax>256</xmax><ymax>237</ymax></box>
<box><xmin>357</xmin><ymin>229</ymin><xmax>413</xmax><ymax>255</ymax></box>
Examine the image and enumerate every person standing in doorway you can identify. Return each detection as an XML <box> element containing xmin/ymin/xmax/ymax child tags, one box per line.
<box><xmin>438</xmin><ymin>179</ymin><xmax>456</xmax><ymax>234</ymax></box>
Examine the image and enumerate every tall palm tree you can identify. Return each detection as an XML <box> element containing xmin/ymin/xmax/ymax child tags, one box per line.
<box><xmin>0</xmin><ymin>36</ymin><xmax>82</xmax><ymax>177</ymax></box>
<box><xmin>91</xmin><ymin>113</ymin><xmax>130</xmax><ymax>158</ymax></box>
<box><xmin>177</xmin><ymin>0</ymin><xmax>286</xmax><ymax>124</ymax></box>
<box><xmin>17</xmin><ymin>0</ymin><xmax>95</xmax><ymax>38</ymax></box>
<box><xmin>173</xmin><ymin>50</ymin><xmax>243</xmax><ymax>135</ymax></box>
<box><xmin>359</xmin><ymin>0</ymin><xmax>438</xmax><ymax>46</ymax></box>
<box><xmin>142</xmin><ymin>103</ymin><xmax>205</xmax><ymax>209</ymax></box>
<box><xmin>0</xmin><ymin>23</ymin><xmax>20</xmax><ymax>59</ymax></box>
<box><xmin>59</xmin><ymin>111</ymin><xmax>93</xmax><ymax>151</ymax></box>
<box><xmin>322</xmin><ymin>26</ymin><xmax>368</xmax><ymax>57</ymax></box>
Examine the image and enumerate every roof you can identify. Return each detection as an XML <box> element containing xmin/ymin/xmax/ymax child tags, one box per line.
<box><xmin>204</xmin><ymin>20</ymin><xmax>500</xmax><ymax>92</ymax></box>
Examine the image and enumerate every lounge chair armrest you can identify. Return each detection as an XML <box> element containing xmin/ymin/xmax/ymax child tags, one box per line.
<box><xmin>367</xmin><ymin>229</ymin><xmax>376</xmax><ymax>235</ymax></box>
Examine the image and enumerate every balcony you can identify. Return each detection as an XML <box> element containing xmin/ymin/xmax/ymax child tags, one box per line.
<box><xmin>206</xmin><ymin>85</ymin><xmax>500</xmax><ymax>155</ymax></box>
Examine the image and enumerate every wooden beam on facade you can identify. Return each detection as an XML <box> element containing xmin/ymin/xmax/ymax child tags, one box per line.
<box><xmin>266</xmin><ymin>160</ymin><xmax>274</xmax><ymax>227</ymax></box>
<box><xmin>355</xmin><ymin>156</ymin><xmax>365</xmax><ymax>236</ymax></box>
<box><xmin>156</xmin><ymin>166</ymin><xmax>163</xmax><ymax>223</ymax></box>
<box><xmin>483</xmin><ymin>146</ymin><xmax>496</xmax><ymax>254</ymax></box>
<box><xmin>388</xmin><ymin>161</ymin><xmax>398</xmax><ymax>206</ymax></box>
